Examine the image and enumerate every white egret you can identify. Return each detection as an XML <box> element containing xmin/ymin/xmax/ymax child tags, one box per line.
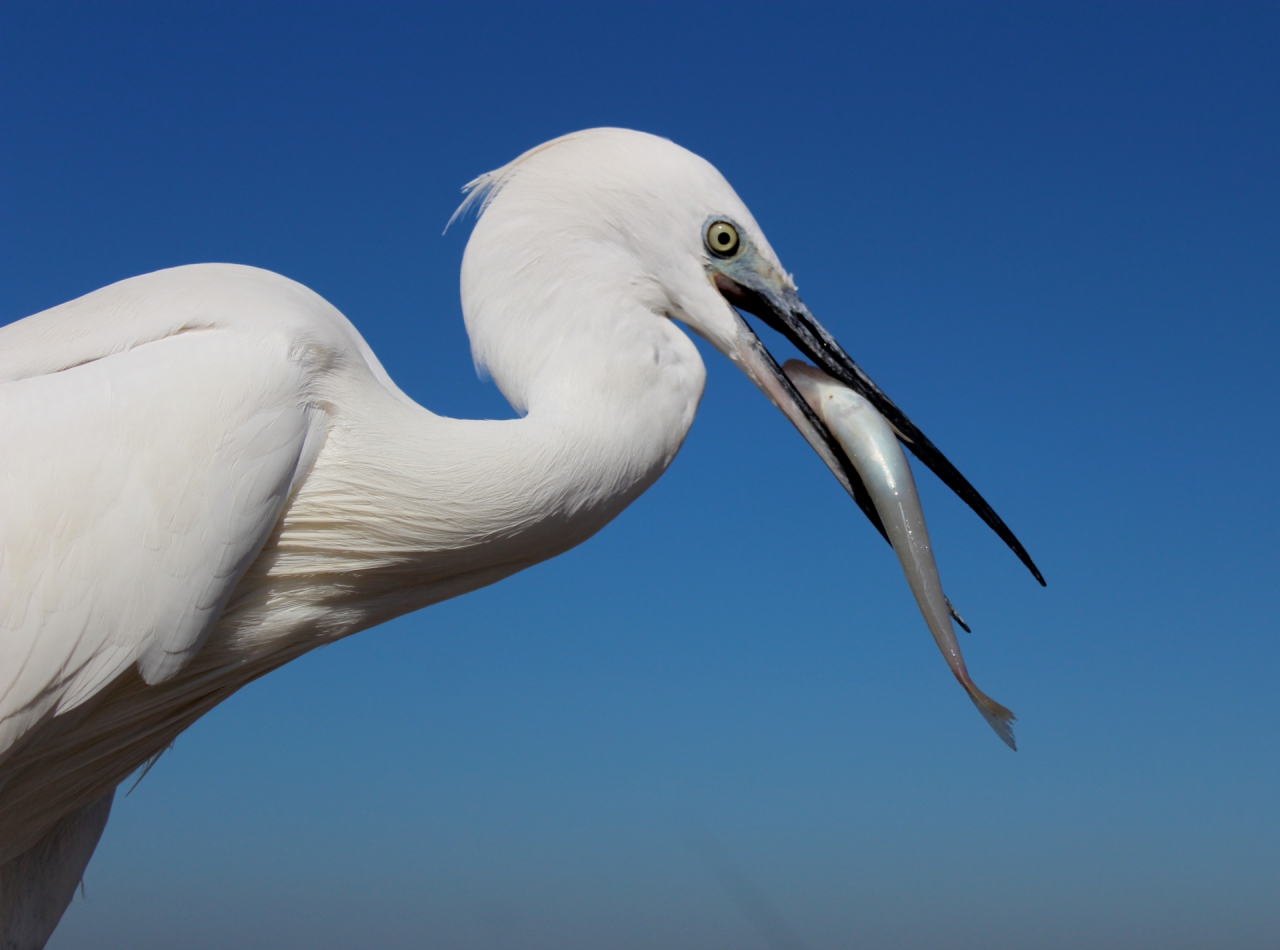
<box><xmin>0</xmin><ymin>128</ymin><xmax>1041</xmax><ymax>948</ymax></box>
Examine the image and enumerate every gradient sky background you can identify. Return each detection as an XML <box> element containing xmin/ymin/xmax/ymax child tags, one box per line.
<box><xmin>2</xmin><ymin>3</ymin><xmax>1278</xmax><ymax>949</ymax></box>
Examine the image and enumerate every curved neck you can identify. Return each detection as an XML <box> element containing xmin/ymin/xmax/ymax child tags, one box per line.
<box><xmin>223</xmin><ymin>317</ymin><xmax>706</xmax><ymax>652</ymax></box>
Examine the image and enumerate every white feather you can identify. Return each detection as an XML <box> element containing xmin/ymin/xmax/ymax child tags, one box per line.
<box><xmin>0</xmin><ymin>128</ymin><xmax>966</xmax><ymax>946</ymax></box>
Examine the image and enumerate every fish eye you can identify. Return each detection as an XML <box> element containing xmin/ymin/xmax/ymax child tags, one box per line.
<box><xmin>705</xmin><ymin>220</ymin><xmax>740</xmax><ymax>258</ymax></box>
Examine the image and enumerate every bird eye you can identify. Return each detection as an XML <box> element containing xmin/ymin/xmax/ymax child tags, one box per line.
<box><xmin>706</xmin><ymin>221</ymin><xmax>740</xmax><ymax>258</ymax></box>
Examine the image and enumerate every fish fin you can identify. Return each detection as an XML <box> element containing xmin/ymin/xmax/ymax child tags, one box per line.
<box><xmin>961</xmin><ymin>681</ymin><xmax>1017</xmax><ymax>751</ymax></box>
<box><xmin>946</xmin><ymin>597</ymin><xmax>971</xmax><ymax>633</ymax></box>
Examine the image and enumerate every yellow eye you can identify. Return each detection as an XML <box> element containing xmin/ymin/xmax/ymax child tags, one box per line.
<box><xmin>706</xmin><ymin>220</ymin><xmax>740</xmax><ymax>257</ymax></box>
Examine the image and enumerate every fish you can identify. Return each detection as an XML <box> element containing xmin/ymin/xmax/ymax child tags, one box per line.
<box><xmin>785</xmin><ymin>360</ymin><xmax>1017</xmax><ymax>749</ymax></box>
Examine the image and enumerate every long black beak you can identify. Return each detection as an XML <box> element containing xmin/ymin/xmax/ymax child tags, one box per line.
<box><xmin>714</xmin><ymin>273</ymin><xmax>1045</xmax><ymax>587</ymax></box>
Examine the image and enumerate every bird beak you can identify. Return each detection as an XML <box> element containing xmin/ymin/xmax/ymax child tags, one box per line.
<box><xmin>709</xmin><ymin>256</ymin><xmax>1044</xmax><ymax>586</ymax></box>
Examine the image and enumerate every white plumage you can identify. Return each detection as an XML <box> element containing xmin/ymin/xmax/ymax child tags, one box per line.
<box><xmin>0</xmin><ymin>128</ymin><xmax>1036</xmax><ymax>948</ymax></box>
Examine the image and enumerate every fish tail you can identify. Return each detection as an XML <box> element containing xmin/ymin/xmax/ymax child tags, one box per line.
<box><xmin>957</xmin><ymin>676</ymin><xmax>1017</xmax><ymax>751</ymax></box>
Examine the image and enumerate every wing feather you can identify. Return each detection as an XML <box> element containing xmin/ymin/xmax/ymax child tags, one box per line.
<box><xmin>0</xmin><ymin>324</ymin><xmax>325</xmax><ymax>757</ymax></box>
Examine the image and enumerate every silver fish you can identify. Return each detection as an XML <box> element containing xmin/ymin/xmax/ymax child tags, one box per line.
<box><xmin>785</xmin><ymin>361</ymin><xmax>1016</xmax><ymax>749</ymax></box>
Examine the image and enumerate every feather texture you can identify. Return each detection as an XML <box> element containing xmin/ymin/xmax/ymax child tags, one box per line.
<box><xmin>1</xmin><ymin>128</ymin><xmax>979</xmax><ymax>947</ymax></box>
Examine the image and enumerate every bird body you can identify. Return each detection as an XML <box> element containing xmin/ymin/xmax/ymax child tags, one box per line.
<box><xmin>0</xmin><ymin>129</ymin><xmax>1037</xmax><ymax>947</ymax></box>
<box><xmin>0</xmin><ymin>255</ymin><xmax>701</xmax><ymax>852</ymax></box>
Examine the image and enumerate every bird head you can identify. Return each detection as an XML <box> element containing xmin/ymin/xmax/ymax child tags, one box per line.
<box><xmin>454</xmin><ymin>128</ymin><xmax>1041</xmax><ymax>580</ymax></box>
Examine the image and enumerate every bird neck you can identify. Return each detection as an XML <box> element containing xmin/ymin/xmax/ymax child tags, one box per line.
<box><xmin>222</xmin><ymin>315</ymin><xmax>707</xmax><ymax>654</ymax></box>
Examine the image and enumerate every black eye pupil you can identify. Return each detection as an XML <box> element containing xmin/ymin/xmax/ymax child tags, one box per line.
<box><xmin>708</xmin><ymin>223</ymin><xmax>738</xmax><ymax>255</ymax></box>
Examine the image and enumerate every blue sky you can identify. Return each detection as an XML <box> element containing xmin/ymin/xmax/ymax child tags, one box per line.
<box><xmin>2</xmin><ymin>3</ymin><xmax>1277</xmax><ymax>948</ymax></box>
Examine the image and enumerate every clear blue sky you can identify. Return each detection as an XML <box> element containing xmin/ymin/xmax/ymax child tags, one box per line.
<box><xmin>3</xmin><ymin>3</ymin><xmax>1277</xmax><ymax>948</ymax></box>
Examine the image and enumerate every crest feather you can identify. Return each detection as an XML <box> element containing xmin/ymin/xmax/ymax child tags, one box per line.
<box><xmin>445</xmin><ymin>130</ymin><xmax>596</xmax><ymax>233</ymax></box>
